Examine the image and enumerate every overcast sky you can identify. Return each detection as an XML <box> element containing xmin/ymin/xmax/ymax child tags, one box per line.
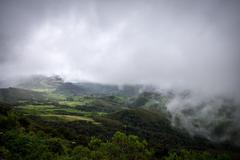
<box><xmin>0</xmin><ymin>0</ymin><xmax>240</xmax><ymax>97</ymax></box>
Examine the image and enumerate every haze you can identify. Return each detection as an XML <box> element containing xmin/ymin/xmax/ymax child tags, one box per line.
<box><xmin>1</xmin><ymin>0</ymin><xmax>240</xmax><ymax>98</ymax></box>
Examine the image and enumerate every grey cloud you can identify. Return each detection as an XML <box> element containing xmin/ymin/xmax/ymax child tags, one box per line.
<box><xmin>0</xmin><ymin>0</ymin><xmax>240</xmax><ymax>98</ymax></box>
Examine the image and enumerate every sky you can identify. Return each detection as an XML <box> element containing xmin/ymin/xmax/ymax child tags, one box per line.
<box><xmin>0</xmin><ymin>0</ymin><xmax>240</xmax><ymax>98</ymax></box>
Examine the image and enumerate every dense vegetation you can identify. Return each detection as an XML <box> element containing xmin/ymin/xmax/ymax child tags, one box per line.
<box><xmin>0</xmin><ymin>76</ymin><xmax>239</xmax><ymax>159</ymax></box>
<box><xmin>0</xmin><ymin>105</ymin><xmax>233</xmax><ymax>160</ymax></box>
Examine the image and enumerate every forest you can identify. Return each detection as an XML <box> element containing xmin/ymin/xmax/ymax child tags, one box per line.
<box><xmin>0</xmin><ymin>76</ymin><xmax>239</xmax><ymax>160</ymax></box>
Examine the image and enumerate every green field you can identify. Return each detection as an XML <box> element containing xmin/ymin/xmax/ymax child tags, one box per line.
<box><xmin>40</xmin><ymin>114</ymin><xmax>99</xmax><ymax>124</ymax></box>
<box><xmin>16</xmin><ymin>103</ymin><xmax>101</xmax><ymax>123</ymax></box>
<box><xmin>0</xmin><ymin>86</ymin><xmax>239</xmax><ymax>160</ymax></box>
<box><xmin>58</xmin><ymin>100</ymin><xmax>88</xmax><ymax>107</ymax></box>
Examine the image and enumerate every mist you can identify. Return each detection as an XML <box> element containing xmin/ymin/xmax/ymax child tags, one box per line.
<box><xmin>0</xmin><ymin>0</ymin><xmax>239</xmax><ymax>98</ymax></box>
<box><xmin>1</xmin><ymin>0</ymin><xmax>240</xmax><ymax>146</ymax></box>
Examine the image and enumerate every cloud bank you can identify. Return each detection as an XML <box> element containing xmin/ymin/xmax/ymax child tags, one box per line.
<box><xmin>0</xmin><ymin>0</ymin><xmax>240</xmax><ymax>98</ymax></box>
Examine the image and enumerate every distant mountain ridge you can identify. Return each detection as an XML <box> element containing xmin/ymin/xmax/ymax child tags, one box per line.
<box><xmin>15</xmin><ymin>75</ymin><xmax>156</xmax><ymax>96</ymax></box>
<box><xmin>0</xmin><ymin>87</ymin><xmax>47</xmax><ymax>103</ymax></box>
<box><xmin>16</xmin><ymin>75</ymin><xmax>64</xmax><ymax>90</ymax></box>
<box><xmin>2</xmin><ymin>74</ymin><xmax>239</xmax><ymax>146</ymax></box>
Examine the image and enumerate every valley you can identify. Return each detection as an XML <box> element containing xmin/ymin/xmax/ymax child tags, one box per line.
<box><xmin>0</xmin><ymin>76</ymin><xmax>239</xmax><ymax>160</ymax></box>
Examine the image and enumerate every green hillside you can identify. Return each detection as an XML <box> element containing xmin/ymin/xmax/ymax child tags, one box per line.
<box><xmin>0</xmin><ymin>79</ymin><xmax>239</xmax><ymax>159</ymax></box>
<box><xmin>0</xmin><ymin>87</ymin><xmax>47</xmax><ymax>103</ymax></box>
<box><xmin>16</xmin><ymin>75</ymin><xmax>146</xmax><ymax>96</ymax></box>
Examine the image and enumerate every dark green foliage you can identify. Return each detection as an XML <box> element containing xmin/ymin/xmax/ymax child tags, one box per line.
<box><xmin>0</xmin><ymin>104</ymin><xmax>236</xmax><ymax>160</ymax></box>
<box><xmin>75</xmin><ymin>98</ymin><xmax>121</xmax><ymax>113</ymax></box>
<box><xmin>164</xmin><ymin>149</ymin><xmax>231</xmax><ymax>160</ymax></box>
<box><xmin>0</xmin><ymin>88</ymin><xmax>47</xmax><ymax>103</ymax></box>
<box><xmin>0</xmin><ymin>105</ymin><xmax>19</xmax><ymax>131</ymax></box>
<box><xmin>47</xmin><ymin>137</ymin><xmax>68</xmax><ymax>155</ymax></box>
<box><xmin>107</xmin><ymin>109</ymin><xmax>197</xmax><ymax>149</ymax></box>
<box><xmin>71</xmin><ymin>131</ymin><xmax>153</xmax><ymax>160</ymax></box>
<box><xmin>0</xmin><ymin>108</ymin><xmax>154</xmax><ymax>160</ymax></box>
<box><xmin>0</xmin><ymin>146</ymin><xmax>11</xmax><ymax>160</ymax></box>
<box><xmin>1</xmin><ymin>130</ymin><xmax>53</xmax><ymax>160</ymax></box>
<box><xmin>109</xmin><ymin>108</ymin><xmax>170</xmax><ymax>126</ymax></box>
<box><xmin>0</xmin><ymin>84</ymin><xmax>239</xmax><ymax>160</ymax></box>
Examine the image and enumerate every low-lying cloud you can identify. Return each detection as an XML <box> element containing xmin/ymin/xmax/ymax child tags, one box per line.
<box><xmin>166</xmin><ymin>91</ymin><xmax>240</xmax><ymax>145</ymax></box>
<box><xmin>1</xmin><ymin>0</ymin><xmax>240</xmax><ymax>99</ymax></box>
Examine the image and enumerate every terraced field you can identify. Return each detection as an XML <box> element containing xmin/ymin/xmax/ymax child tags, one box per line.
<box><xmin>16</xmin><ymin>103</ymin><xmax>101</xmax><ymax>124</ymax></box>
<box><xmin>40</xmin><ymin>114</ymin><xmax>99</xmax><ymax>124</ymax></box>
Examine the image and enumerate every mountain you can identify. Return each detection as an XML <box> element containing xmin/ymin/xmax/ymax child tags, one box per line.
<box><xmin>55</xmin><ymin>82</ymin><xmax>144</xmax><ymax>96</ymax></box>
<box><xmin>16</xmin><ymin>75</ymin><xmax>64</xmax><ymax>91</ymax></box>
<box><xmin>0</xmin><ymin>75</ymin><xmax>239</xmax><ymax>159</ymax></box>
<box><xmin>16</xmin><ymin>75</ymin><xmax>153</xmax><ymax>96</ymax></box>
<box><xmin>126</xmin><ymin>92</ymin><xmax>170</xmax><ymax>111</ymax></box>
<box><xmin>108</xmin><ymin>108</ymin><xmax>170</xmax><ymax>129</ymax></box>
<box><xmin>4</xmin><ymin>74</ymin><xmax>240</xmax><ymax>148</ymax></box>
<box><xmin>104</xmin><ymin>108</ymin><xmax>212</xmax><ymax>150</ymax></box>
<box><xmin>0</xmin><ymin>87</ymin><xmax>47</xmax><ymax>103</ymax></box>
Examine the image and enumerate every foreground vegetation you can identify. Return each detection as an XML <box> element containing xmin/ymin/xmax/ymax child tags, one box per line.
<box><xmin>0</xmin><ymin>102</ymin><xmax>235</xmax><ymax>160</ymax></box>
<box><xmin>0</xmin><ymin>77</ymin><xmax>239</xmax><ymax>159</ymax></box>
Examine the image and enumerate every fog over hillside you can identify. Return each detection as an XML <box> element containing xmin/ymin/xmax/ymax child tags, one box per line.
<box><xmin>1</xmin><ymin>0</ymin><xmax>240</xmax><ymax>145</ymax></box>
<box><xmin>1</xmin><ymin>0</ymin><xmax>240</xmax><ymax>98</ymax></box>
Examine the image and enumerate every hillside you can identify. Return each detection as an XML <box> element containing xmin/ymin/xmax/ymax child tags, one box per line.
<box><xmin>16</xmin><ymin>75</ymin><xmax>152</xmax><ymax>96</ymax></box>
<box><xmin>105</xmin><ymin>109</ymin><xmax>212</xmax><ymax>150</ymax></box>
<box><xmin>17</xmin><ymin>75</ymin><xmax>64</xmax><ymax>90</ymax></box>
<box><xmin>0</xmin><ymin>87</ymin><xmax>47</xmax><ymax>103</ymax></box>
<box><xmin>0</xmin><ymin>79</ymin><xmax>239</xmax><ymax>159</ymax></box>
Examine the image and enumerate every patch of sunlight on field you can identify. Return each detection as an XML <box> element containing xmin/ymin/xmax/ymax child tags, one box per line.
<box><xmin>59</xmin><ymin>98</ymin><xmax>95</xmax><ymax>107</ymax></box>
<box><xmin>17</xmin><ymin>104</ymin><xmax>57</xmax><ymax>115</ymax></box>
<box><xmin>58</xmin><ymin>101</ymin><xmax>85</xmax><ymax>107</ymax></box>
<box><xmin>17</xmin><ymin>104</ymin><xmax>103</xmax><ymax>124</ymax></box>
<box><xmin>19</xmin><ymin>104</ymin><xmax>56</xmax><ymax>109</ymax></box>
<box><xmin>32</xmin><ymin>88</ymin><xmax>55</xmax><ymax>92</ymax></box>
<box><xmin>17</xmin><ymin>104</ymin><xmax>88</xmax><ymax>115</ymax></box>
<box><xmin>47</xmin><ymin>93</ymin><xmax>66</xmax><ymax>100</ymax></box>
<box><xmin>40</xmin><ymin>114</ymin><xmax>100</xmax><ymax>124</ymax></box>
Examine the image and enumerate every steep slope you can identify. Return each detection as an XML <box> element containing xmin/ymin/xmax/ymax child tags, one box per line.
<box><xmin>17</xmin><ymin>75</ymin><xmax>64</xmax><ymax>91</ymax></box>
<box><xmin>54</xmin><ymin>82</ymin><xmax>87</xmax><ymax>96</ymax></box>
<box><xmin>127</xmin><ymin>92</ymin><xmax>170</xmax><ymax>111</ymax></box>
<box><xmin>104</xmin><ymin>109</ymin><xmax>211</xmax><ymax>150</ymax></box>
<box><xmin>0</xmin><ymin>87</ymin><xmax>47</xmax><ymax>103</ymax></box>
<box><xmin>109</xmin><ymin>108</ymin><xmax>170</xmax><ymax>127</ymax></box>
<box><xmin>15</xmin><ymin>75</ymin><xmax>152</xmax><ymax>96</ymax></box>
<box><xmin>55</xmin><ymin>82</ymin><xmax>145</xmax><ymax>96</ymax></box>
